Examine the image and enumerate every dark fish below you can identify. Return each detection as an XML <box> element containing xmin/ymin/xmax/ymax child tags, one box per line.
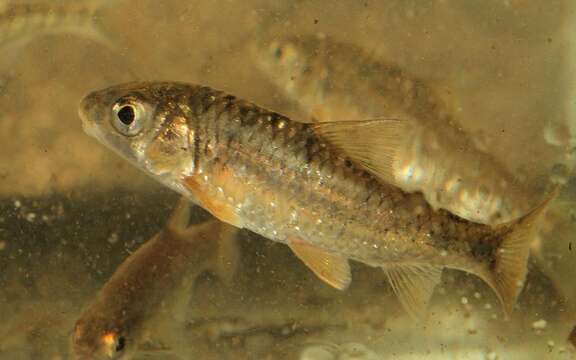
<box><xmin>78</xmin><ymin>81</ymin><xmax>555</xmax><ymax>319</ymax></box>
<box><xmin>71</xmin><ymin>198</ymin><xmax>238</xmax><ymax>360</ymax></box>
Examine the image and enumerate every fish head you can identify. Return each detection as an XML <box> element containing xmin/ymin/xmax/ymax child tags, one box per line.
<box><xmin>253</xmin><ymin>33</ymin><xmax>328</xmax><ymax>100</ymax></box>
<box><xmin>79</xmin><ymin>82</ymin><xmax>197</xmax><ymax>185</ymax></box>
<box><xmin>71</xmin><ymin>314</ymin><xmax>137</xmax><ymax>360</ymax></box>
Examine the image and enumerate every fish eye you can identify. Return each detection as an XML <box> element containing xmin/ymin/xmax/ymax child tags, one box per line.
<box><xmin>115</xmin><ymin>336</ymin><xmax>126</xmax><ymax>353</ymax></box>
<box><xmin>117</xmin><ymin>106</ymin><xmax>134</xmax><ymax>126</ymax></box>
<box><xmin>111</xmin><ymin>99</ymin><xmax>145</xmax><ymax>136</ymax></box>
<box><xmin>102</xmin><ymin>332</ymin><xmax>127</xmax><ymax>358</ymax></box>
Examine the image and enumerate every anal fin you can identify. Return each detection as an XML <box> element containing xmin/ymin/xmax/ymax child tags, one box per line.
<box><xmin>383</xmin><ymin>263</ymin><xmax>443</xmax><ymax>320</ymax></box>
<box><xmin>288</xmin><ymin>239</ymin><xmax>351</xmax><ymax>290</ymax></box>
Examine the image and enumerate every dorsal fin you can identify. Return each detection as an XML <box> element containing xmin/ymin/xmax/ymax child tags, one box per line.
<box><xmin>312</xmin><ymin>120</ymin><xmax>412</xmax><ymax>187</ymax></box>
<box><xmin>383</xmin><ymin>263</ymin><xmax>443</xmax><ymax>320</ymax></box>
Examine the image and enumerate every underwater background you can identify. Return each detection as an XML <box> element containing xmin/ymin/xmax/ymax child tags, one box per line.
<box><xmin>0</xmin><ymin>0</ymin><xmax>575</xmax><ymax>358</ymax></box>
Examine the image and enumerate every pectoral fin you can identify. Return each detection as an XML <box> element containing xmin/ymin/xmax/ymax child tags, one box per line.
<box><xmin>166</xmin><ymin>197</ymin><xmax>193</xmax><ymax>232</ymax></box>
<box><xmin>312</xmin><ymin>119</ymin><xmax>412</xmax><ymax>187</ymax></box>
<box><xmin>288</xmin><ymin>239</ymin><xmax>351</xmax><ymax>290</ymax></box>
<box><xmin>213</xmin><ymin>223</ymin><xmax>240</xmax><ymax>286</ymax></box>
<box><xmin>183</xmin><ymin>175</ymin><xmax>243</xmax><ymax>228</ymax></box>
<box><xmin>383</xmin><ymin>263</ymin><xmax>443</xmax><ymax>320</ymax></box>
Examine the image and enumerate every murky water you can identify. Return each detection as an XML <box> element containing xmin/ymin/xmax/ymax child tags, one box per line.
<box><xmin>0</xmin><ymin>1</ymin><xmax>575</xmax><ymax>359</ymax></box>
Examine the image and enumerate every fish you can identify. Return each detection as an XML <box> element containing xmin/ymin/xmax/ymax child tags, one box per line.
<box><xmin>78</xmin><ymin>81</ymin><xmax>554</xmax><ymax>319</ymax></box>
<box><xmin>0</xmin><ymin>0</ymin><xmax>114</xmax><ymax>71</ymax></box>
<box><xmin>569</xmin><ymin>325</ymin><xmax>576</xmax><ymax>349</ymax></box>
<box><xmin>71</xmin><ymin>198</ymin><xmax>239</xmax><ymax>360</ymax></box>
<box><xmin>253</xmin><ymin>33</ymin><xmax>537</xmax><ymax>225</ymax></box>
<box><xmin>0</xmin><ymin>0</ymin><xmax>112</xmax><ymax>48</ymax></box>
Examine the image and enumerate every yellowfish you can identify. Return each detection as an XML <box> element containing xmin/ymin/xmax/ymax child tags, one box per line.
<box><xmin>253</xmin><ymin>33</ymin><xmax>537</xmax><ymax>225</ymax></box>
<box><xmin>71</xmin><ymin>199</ymin><xmax>238</xmax><ymax>359</ymax></box>
<box><xmin>79</xmin><ymin>81</ymin><xmax>554</xmax><ymax>319</ymax></box>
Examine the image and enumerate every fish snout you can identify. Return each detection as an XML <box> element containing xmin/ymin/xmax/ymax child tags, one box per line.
<box><xmin>78</xmin><ymin>93</ymin><xmax>103</xmax><ymax>142</ymax></box>
<box><xmin>79</xmin><ymin>91</ymin><xmax>107</xmax><ymax>138</ymax></box>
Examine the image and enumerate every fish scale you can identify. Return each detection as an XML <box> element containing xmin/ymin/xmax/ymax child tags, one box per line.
<box><xmin>186</xmin><ymin>94</ymin><xmax>399</xmax><ymax>251</ymax></box>
<box><xmin>79</xmin><ymin>81</ymin><xmax>553</xmax><ymax>319</ymax></box>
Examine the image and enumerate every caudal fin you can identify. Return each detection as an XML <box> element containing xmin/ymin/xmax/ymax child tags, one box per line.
<box><xmin>490</xmin><ymin>187</ymin><xmax>559</xmax><ymax>314</ymax></box>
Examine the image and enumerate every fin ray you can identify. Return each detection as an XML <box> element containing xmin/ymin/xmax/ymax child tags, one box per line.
<box><xmin>288</xmin><ymin>239</ymin><xmax>351</xmax><ymax>290</ymax></box>
<box><xmin>490</xmin><ymin>187</ymin><xmax>560</xmax><ymax>314</ymax></box>
<box><xmin>312</xmin><ymin>119</ymin><xmax>411</xmax><ymax>187</ymax></box>
<box><xmin>383</xmin><ymin>263</ymin><xmax>443</xmax><ymax>320</ymax></box>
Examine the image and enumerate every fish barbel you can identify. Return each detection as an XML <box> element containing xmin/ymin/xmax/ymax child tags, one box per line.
<box><xmin>253</xmin><ymin>34</ymin><xmax>536</xmax><ymax>225</ymax></box>
<box><xmin>79</xmin><ymin>81</ymin><xmax>553</xmax><ymax>319</ymax></box>
<box><xmin>71</xmin><ymin>199</ymin><xmax>239</xmax><ymax>360</ymax></box>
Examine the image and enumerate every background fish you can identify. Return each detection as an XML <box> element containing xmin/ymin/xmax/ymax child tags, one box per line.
<box><xmin>0</xmin><ymin>0</ymin><xmax>115</xmax><ymax>73</ymax></box>
<box><xmin>253</xmin><ymin>33</ymin><xmax>539</xmax><ymax>225</ymax></box>
<box><xmin>79</xmin><ymin>81</ymin><xmax>553</xmax><ymax>319</ymax></box>
<box><xmin>71</xmin><ymin>198</ymin><xmax>239</xmax><ymax>360</ymax></box>
<box><xmin>0</xmin><ymin>0</ymin><xmax>112</xmax><ymax>47</ymax></box>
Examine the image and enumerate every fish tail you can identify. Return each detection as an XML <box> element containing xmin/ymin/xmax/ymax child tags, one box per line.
<box><xmin>84</xmin><ymin>0</ymin><xmax>149</xmax><ymax>80</ymax></box>
<box><xmin>80</xmin><ymin>0</ymin><xmax>118</xmax><ymax>11</ymax></box>
<box><xmin>74</xmin><ymin>0</ymin><xmax>128</xmax><ymax>48</ymax></box>
<box><xmin>488</xmin><ymin>186</ymin><xmax>560</xmax><ymax>315</ymax></box>
<box><xmin>95</xmin><ymin>0</ymin><xmax>127</xmax><ymax>12</ymax></box>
